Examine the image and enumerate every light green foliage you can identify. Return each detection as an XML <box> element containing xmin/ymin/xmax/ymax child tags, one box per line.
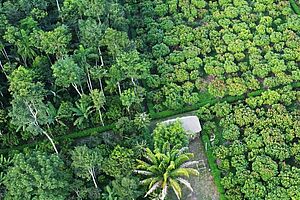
<box><xmin>71</xmin><ymin>95</ymin><xmax>93</xmax><ymax>129</ymax></box>
<box><xmin>0</xmin><ymin>0</ymin><xmax>300</xmax><ymax>199</ymax></box>
<box><xmin>102</xmin><ymin>28</ymin><xmax>130</xmax><ymax>57</ymax></box>
<box><xmin>0</xmin><ymin>155</ymin><xmax>12</xmax><ymax>185</ymax></box>
<box><xmin>90</xmin><ymin>89</ymin><xmax>105</xmax><ymax>125</ymax></box>
<box><xmin>133</xmin><ymin>112</ymin><xmax>151</xmax><ymax>131</ymax></box>
<box><xmin>79</xmin><ymin>18</ymin><xmax>105</xmax><ymax>48</ymax></box>
<box><xmin>252</xmin><ymin>155</ymin><xmax>278</xmax><ymax>181</ymax></box>
<box><xmin>120</xmin><ymin>88</ymin><xmax>143</xmax><ymax>112</ymax></box>
<box><xmin>207</xmin><ymin>88</ymin><xmax>300</xmax><ymax>199</ymax></box>
<box><xmin>4</xmin><ymin>17</ymin><xmax>38</xmax><ymax>65</ymax></box>
<box><xmin>153</xmin><ymin>120</ymin><xmax>188</xmax><ymax>150</ymax></box>
<box><xmin>115</xmin><ymin>50</ymin><xmax>150</xmax><ymax>83</ymax></box>
<box><xmin>8</xmin><ymin>66</ymin><xmax>50</xmax><ymax>137</ymax></box>
<box><xmin>4</xmin><ymin>151</ymin><xmax>70</xmax><ymax>200</ymax></box>
<box><xmin>8</xmin><ymin>66</ymin><xmax>44</xmax><ymax>98</ymax></box>
<box><xmin>152</xmin><ymin>43</ymin><xmax>170</xmax><ymax>58</ymax></box>
<box><xmin>211</xmin><ymin>102</ymin><xmax>232</xmax><ymax>118</ymax></box>
<box><xmin>208</xmin><ymin>79</ymin><xmax>227</xmax><ymax>98</ymax></box>
<box><xmin>103</xmin><ymin>145</ymin><xmax>135</xmax><ymax>178</ymax></box>
<box><xmin>33</xmin><ymin>25</ymin><xmax>71</xmax><ymax>58</ymax></box>
<box><xmin>222</xmin><ymin>124</ymin><xmax>240</xmax><ymax>141</ymax></box>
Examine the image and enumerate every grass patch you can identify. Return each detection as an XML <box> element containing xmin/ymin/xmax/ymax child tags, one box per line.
<box><xmin>290</xmin><ymin>0</ymin><xmax>300</xmax><ymax>14</ymax></box>
<box><xmin>201</xmin><ymin>134</ymin><xmax>226</xmax><ymax>200</ymax></box>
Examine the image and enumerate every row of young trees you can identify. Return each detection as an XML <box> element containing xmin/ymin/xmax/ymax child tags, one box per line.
<box><xmin>198</xmin><ymin>87</ymin><xmax>300</xmax><ymax>199</ymax></box>
<box><xmin>125</xmin><ymin>0</ymin><xmax>300</xmax><ymax>111</ymax></box>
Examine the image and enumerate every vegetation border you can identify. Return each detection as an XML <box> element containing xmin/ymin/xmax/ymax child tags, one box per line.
<box><xmin>290</xmin><ymin>0</ymin><xmax>300</xmax><ymax>14</ymax></box>
<box><xmin>202</xmin><ymin>134</ymin><xmax>226</xmax><ymax>200</ymax></box>
<box><xmin>1</xmin><ymin>82</ymin><xmax>299</xmax><ymax>155</ymax></box>
<box><xmin>0</xmin><ymin>125</ymin><xmax>114</xmax><ymax>154</ymax></box>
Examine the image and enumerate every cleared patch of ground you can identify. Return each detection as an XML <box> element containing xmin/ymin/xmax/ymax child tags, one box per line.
<box><xmin>183</xmin><ymin>137</ymin><xmax>219</xmax><ymax>200</ymax></box>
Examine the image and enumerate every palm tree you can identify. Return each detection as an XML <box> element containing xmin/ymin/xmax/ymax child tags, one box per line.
<box><xmin>71</xmin><ymin>96</ymin><xmax>93</xmax><ymax>128</ymax></box>
<box><xmin>134</xmin><ymin>143</ymin><xmax>200</xmax><ymax>200</ymax></box>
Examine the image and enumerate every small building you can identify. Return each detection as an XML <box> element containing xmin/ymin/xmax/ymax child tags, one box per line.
<box><xmin>161</xmin><ymin>115</ymin><xmax>202</xmax><ymax>134</ymax></box>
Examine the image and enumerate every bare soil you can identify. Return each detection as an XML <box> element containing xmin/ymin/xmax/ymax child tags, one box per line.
<box><xmin>182</xmin><ymin>137</ymin><xmax>220</xmax><ymax>200</ymax></box>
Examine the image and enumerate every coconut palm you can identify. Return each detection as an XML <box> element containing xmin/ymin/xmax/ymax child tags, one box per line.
<box><xmin>134</xmin><ymin>142</ymin><xmax>200</xmax><ymax>200</ymax></box>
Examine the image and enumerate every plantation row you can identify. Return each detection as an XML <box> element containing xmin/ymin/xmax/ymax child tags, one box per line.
<box><xmin>0</xmin><ymin>0</ymin><xmax>299</xmax><ymax>199</ymax></box>
<box><xmin>130</xmin><ymin>0</ymin><xmax>300</xmax><ymax>111</ymax></box>
<box><xmin>198</xmin><ymin>86</ymin><xmax>300</xmax><ymax>199</ymax></box>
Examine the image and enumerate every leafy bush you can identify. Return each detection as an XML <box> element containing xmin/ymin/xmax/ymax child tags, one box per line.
<box><xmin>153</xmin><ymin>120</ymin><xmax>188</xmax><ymax>150</ymax></box>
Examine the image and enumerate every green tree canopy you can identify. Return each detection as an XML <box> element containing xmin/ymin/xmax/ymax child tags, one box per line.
<box><xmin>4</xmin><ymin>151</ymin><xmax>71</xmax><ymax>200</ymax></box>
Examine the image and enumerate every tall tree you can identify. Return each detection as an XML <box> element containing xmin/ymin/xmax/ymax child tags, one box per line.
<box><xmin>90</xmin><ymin>89</ymin><xmax>105</xmax><ymax>126</ymax></box>
<box><xmin>106</xmin><ymin>64</ymin><xmax>124</xmax><ymax>95</ymax></box>
<box><xmin>102</xmin><ymin>28</ymin><xmax>130</xmax><ymax>59</ymax></box>
<box><xmin>8</xmin><ymin>66</ymin><xmax>59</xmax><ymax>154</ymax></box>
<box><xmin>33</xmin><ymin>25</ymin><xmax>71</xmax><ymax>59</ymax></box>
<box><xmin>51</xmin><ymin>56</ymin><xmax>85</xmax><ymax>97</ymax></box>
<box><xmin>71</xmin><ymin>145</ymin><xmax>103</xmax><ymax>188</ymax></box>
<box><xmin>120</xmin><ymin>88</ymin><xmax>143</xmax><ymax>113</ymax></box>
<box><xmin>135</xmin><ymin>143</ymin><xmax>199</xmax><ymax>200</ymax></box>
<box><xmin>79</xmin><ymin>18</ymin><xmax>105</xmax><ymax>65</ymax></box>
<box><xmin>115</xmin><ymin>50</ymin><xmax>150</xmax><ymax>86</ymax></box>
<box><xmin>4</xmin><ymin>17</ymin><xmax>38</xmax><ymax>66</ymax></box>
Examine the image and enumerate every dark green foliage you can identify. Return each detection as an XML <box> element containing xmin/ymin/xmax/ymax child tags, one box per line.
<box><xmin>4</xmin><ymin>151</ymin><xmax>71</xmax><ymax>200</ymax></box>
<box><xmin>0</xmin><ymin>0</ymin><xmax>299</xmax><ymax>199</ymax></box>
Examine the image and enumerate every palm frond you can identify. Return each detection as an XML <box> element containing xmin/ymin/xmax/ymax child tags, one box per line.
<box><xmin>145</xmin><ymin>148</ymin><xmax>158</xmax><ymax>164</ymax></box>
<box><xmin>161</xmin><ymin>142</ymin><xmax>171</xmax><ymax>154</ymax></box>
<box><xmin>180</xmin><ymin>160</ymin><xmax>203</xmax><ymax>168</ymax></box>
<box><xmin>177</xmin><ymin>146</ymin><xmax>189</xmax><ymax>154</ymax></box>
<box><xmin>183</xmin><ymin>168</ymin><xmax>199</xmax><ymax>176</ymax></box>
<box><xmin>163</xmin><ymin>172</ymin><xmax>168</xmax><ymax>187</ymax></box>
<box><xmin>136</xmin><ymin>159</ymin><xmax>151</xmax><ymax>169</ymax></box>
<box><xmin>145</xmin><ymin>181</ymin><xmax>162</xmax><ymax>198</ymax></box>
<box><xmin>177</xmin><ymin>177</ymin><xmax>193</xmax><ymax>192</ymax></box>
<box><xmin>166</xmin><ymin>161</ymin><xmax>175</xmax><ymax>172</ymax></box>
<box><xmin>149</xmin><ymin>177</ymin><xmax>162</xmax><ymax>189</ymax></box>
<box><xmin>160</xmin><ymin>183</ymin><xmax>168</xmax><ymax>200</ymax></box>
<box><xmin>170</xmin><ymin>168</ymin><xmax>190</xmax><ymax>178</ymax></box>
<box><xmin>148</xmin><ymin>165</ymin><xmax>159</xmax><ymax>174</ymax></box>
<box><xmin>133</xmin><ymin>170</ymin><xmax>153</xmax><ymax>176</ymax></box>
<box><xmin>169</xmin><ymin>178</ymin><xmax>182</xmax><ymax>200</ymax></box>
<box><xmin>174</xmin><ymin>154</ymin><xmax>191</xmax><ymax>166</ymax></box>
<box><xmin>140</xmin><ymin>177</ymin><xmax>155</xmax><ymax>185</ymax></box>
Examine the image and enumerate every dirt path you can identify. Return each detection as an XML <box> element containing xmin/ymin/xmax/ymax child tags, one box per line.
<box><xmin>183</xmin><ymin>137</ymin><xmax>220</xmax><ymax>200</ymax></box>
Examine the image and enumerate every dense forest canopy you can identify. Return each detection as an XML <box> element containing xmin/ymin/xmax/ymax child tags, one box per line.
<box><xmin>0</xmin><ymin>0</ymin><xmax>299</xmax><ymax>199</ymax></box>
